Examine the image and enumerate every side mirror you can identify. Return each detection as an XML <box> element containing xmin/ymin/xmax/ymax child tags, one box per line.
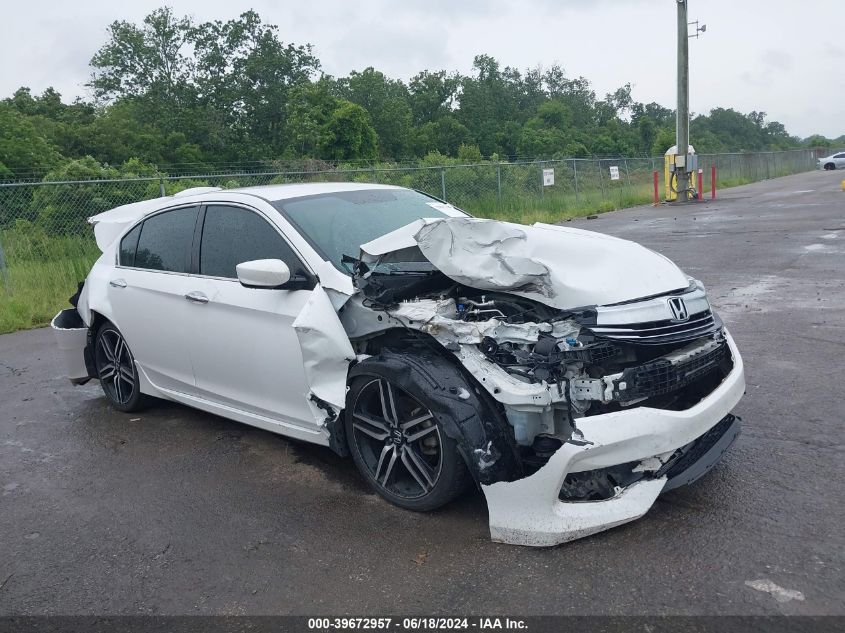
<box><xmin>236</xmin><ymin>259</ymin><xmax>291</xmax><ymax>289</ymax></box>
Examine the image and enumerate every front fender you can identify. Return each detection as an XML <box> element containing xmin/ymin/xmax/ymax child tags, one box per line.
<box><xmin>347</xmin><ymin>349</ymin><xmax>524</xmax><ymax>485</ymax></box>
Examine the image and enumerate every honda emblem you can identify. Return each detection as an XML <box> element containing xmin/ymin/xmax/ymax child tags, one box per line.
<box><xmin>668</xmin><ymin>297</ymin><xmax>689</xmax><ymax>322</ymax></box>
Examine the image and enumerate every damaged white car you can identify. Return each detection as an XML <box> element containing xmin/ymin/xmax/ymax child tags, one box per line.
<box><xmin>52</xmin><ymin>183</ymin><xmax>745</xmax><ymax>546</ymax></box>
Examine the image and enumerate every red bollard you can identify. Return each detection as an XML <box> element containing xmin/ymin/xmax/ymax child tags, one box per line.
<box><xmin>711</xmin><ymin>164</ymin><xmax>717</xmax><ymax>199</ymax></box>
<box><xmin>652</xmin><ymin>170</ymin><xmax>659</xmax><ymax>206</ymax></box>
<box><xmin>697</xmin><ymin>169</ymin><xmax>704</xmax><ymax>202</ymax></box>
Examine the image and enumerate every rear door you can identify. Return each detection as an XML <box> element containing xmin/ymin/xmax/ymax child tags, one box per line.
<box><xmin>109</xmin><ymin>205</ymin><xmax>199</xmax><ymax>394</ymax></box>
<box><xmin>184</xmin><ymin>203</ymin><xmax>318</xmax><ymax>429</ymax></box>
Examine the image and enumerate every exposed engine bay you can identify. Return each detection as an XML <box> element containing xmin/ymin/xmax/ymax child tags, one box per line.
<box><xmin>319</xmin><ymin>214</ymin><xmax>743</xmax><ymax>545</ymax></box>
<box><xmin>341</xmin><ymin>259</ymin><xmax>734</xmax><ymax>490</ymax></box>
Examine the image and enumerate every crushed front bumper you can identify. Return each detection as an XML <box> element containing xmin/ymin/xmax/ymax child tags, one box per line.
<box><xmin>51</xmin><ymin>308</ymin><xmax>93</xmax><ymax>385</ymax></box>
<box><xmin>481</xmin><ymin>330</ymin><xmax>745</xmax><ymax>546</ymax></box>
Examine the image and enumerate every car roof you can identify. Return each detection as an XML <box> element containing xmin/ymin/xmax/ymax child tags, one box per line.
<box><xmin>86</xmin><ymin>182</ymin><xmax>411</xmax><ymax>252</ymax></box>
<box><xmin>230</xmin><ymin>181</ymin><xmax>404</xmax><ymax>202</ymax></box>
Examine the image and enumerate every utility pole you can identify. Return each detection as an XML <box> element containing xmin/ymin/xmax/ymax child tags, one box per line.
<box><xmin>676</xmin><ymin>0</ymin><xmax>690</xmax><ymax>198</ymax></box>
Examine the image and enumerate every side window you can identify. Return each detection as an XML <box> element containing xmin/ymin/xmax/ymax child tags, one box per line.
<box><xmin>835</xmin><ymin>154</ymin><xmax>845</xmax><ymax>159</ymax></box>
<box><xmin>134</xmin><ymin>206</ymin><xmax>198</xmax><ymax>273</ymax></box>
<box><xmin>119</xmin><ymin>223</ymin><xmax>142</xmax><ymax>267</ymax></box>
<box><xmin>200</xmin><ymin>205</ymin><xmax>307</xmax><ymax>279</ymax></box>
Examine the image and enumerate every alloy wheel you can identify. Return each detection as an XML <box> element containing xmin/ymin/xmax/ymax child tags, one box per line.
<box><xmin>95</xmin><ymin>328</ymin><xmax>136</xmax><ymax>406</ymax></box>
<box><xmin>350</xmin><ymin>378</ymin><xmax>443</xmax><ymax>499</ymax></box>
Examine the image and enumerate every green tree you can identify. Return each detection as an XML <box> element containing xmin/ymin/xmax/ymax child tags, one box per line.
<box><xmin>285</xmin><ymin>79</ymin><xmax>340</xmax><ymax>157</ymax></box>
<box><xmin>318</xmin><ymin>102</ymin><xmax>378</xmax><ymax>160</ymax></box>
<box><xmin>0</xmin><ymin>103</ymin><xmax>61</xmax><ymax>178</ymax></box>
<box><xmin>456</xmin><ymin>143</ymin><xmax>483</xmax><ymax>162</ymax></box>
<box><xmin>457</xmin><ymin>55</ymin><xmax>525</xmax><ymax>155</ymax></box>
<box><xmin>414</xmin><ymin>116</ymin><xmax>472</xmax><ymax>157</ymax></box>
<box><xmin>651</xmin><ymin>127</ymin><xmax>676</xmax><ymax>156</ymax></box>
<box><xmin>191</xmin><ymin>10</ymin><xmax>320</xmax><ymax>155</ymax></box>
<box><xmin>0</xmin><ymin>7</ymin><xmax>813</xmax><ymax>175</ymax></box>
<box><xmin>89</xmin><ymin>7</ymin><xmax>194</xmax><ymax>102</ymax></box>
<box><xmin>335</xmin><ymin>67</ymin><xmax>413</xmax><ymax>159</ymax></box>
<box><xmin>804</xmin><ymin>134</ymin><xmax>833</xmax><ymax>148</ymax></box>
<box><xmin>408</xmin><ymin>70</ymin><xmax>459</xmax><ymax>125</ymax></box>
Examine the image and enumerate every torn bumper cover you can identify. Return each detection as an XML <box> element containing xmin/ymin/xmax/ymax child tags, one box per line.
<box><xmin>482</xmin><ymin>332</ymin><xmax>745</xmax><ymax>547</ymax></box>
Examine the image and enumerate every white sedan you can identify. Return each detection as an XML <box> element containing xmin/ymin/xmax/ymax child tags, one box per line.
<box><xmin>818</xmin><ymin>151</ymin><xmax>845</xmax><ymax>170</ymax></box>
<box><xmin>52</xmin><ymin>183</ymin><xmax>745</xmax><ymax>546</ymax></box>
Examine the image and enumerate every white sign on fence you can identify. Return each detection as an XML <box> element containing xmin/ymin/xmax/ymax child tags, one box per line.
<box><xmin>542</xmin><ymin>168</ymin><xmax>555</xmax><ymax>186</ymax></box>
<box><xmin>609</xmin><ymin>165</ymin><xmax>620</xmax><ymax>181</ymax></box>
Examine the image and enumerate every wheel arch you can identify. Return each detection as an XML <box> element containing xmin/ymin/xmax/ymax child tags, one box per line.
<box><xmin>344</xmin><ymin>348</ymin><xmax>524</xmax><ymax>486</ymax></box>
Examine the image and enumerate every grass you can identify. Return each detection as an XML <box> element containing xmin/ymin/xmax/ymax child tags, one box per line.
<box><xmin>462</xmin><ymin>183</ymin><xmax>656</xmax><ymax>224</ymax></box>
<box><xmin>0</xmin><ymin>231</ymin><xmax>99</xmax><ymax>334</ymax></box>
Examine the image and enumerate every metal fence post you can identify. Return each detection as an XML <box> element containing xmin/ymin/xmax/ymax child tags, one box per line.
<box><xmin>0</xmin><ymin>237</ymin><xmax>8</xmax><ymax>290</ymax></box>
<box><xmin>573</xmin><ymin>159</ymin><xmax>579</xmax><ymax>205</ymax></box>
<box><xmin>440</xmin><ymin>168</ymin><xmax>446</xmax><ymax>201</ymax></box>
<box><xmin>598</xmin><ymin>159</ymin><xmax>606</xmax><ymax>201</ymax></box>
<box><xmin>539</xmin><ymin>162</ymin><xmax>544</xmax><ymax>198</ymax></box>
<box><xmin>496</xmin><ymin>162</ymin><xmax>502</xmax><ymax>203</ymax></box>
<box><xmin>159</xmin><ymin>176</ymin><xmax>166</xmax><ymax>197</ymax></box>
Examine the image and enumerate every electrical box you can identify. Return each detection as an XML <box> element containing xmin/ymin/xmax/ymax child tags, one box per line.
<box><xmin>686</xmin><ymin>153</ymin><xmax>698</xmax><ymax>172</ymax></box>
<box><xmin>664</xmin><ymin>144</ymin><xmax>696</xmax><ymax>201</ymax></box>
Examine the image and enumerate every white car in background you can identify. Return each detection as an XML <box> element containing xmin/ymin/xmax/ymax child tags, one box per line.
<box><xmin>818</xmin><ymin>152</ymin><xmax>845</xmax><ymax>170</ymax></box>
<box><xmin>51</xmin><ymin>183</ymin><xmax>745</xmax><ymax>546</ymax></box>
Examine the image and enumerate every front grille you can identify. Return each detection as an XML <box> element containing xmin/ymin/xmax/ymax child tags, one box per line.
<box><xmin>612</xmin><ymin>340</ymin><xmax>727</xmax><ymax>403</ymax></box>
<box><xmin>590</xmin><ymin>309</ymin><xmax>719</xmax><ymax>345</ymax></box>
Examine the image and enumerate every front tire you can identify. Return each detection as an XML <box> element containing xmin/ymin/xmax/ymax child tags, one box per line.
<box><xmin>345</xmin><ymin>373</ymin><xmax>470</xmax><ymax>512</ymax></box>
<box><xmin>824</xmin><ymin>162</ymin><xmax>836</xmax><ymax>170</ymax></box>
<box><xmin>94</xmin><ymin>322</ymin><xmax>145</xmax><ymax>412</ymax></box>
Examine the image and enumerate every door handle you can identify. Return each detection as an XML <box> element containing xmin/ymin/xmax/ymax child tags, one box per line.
<box><xmin>109</xmin><ymin>279</ymin><xmax>127</xmax><ymax>288</ymax></box>
<box><xmin>184</xmin><ymin>291</ymin><xmax>209</xmax><ymax>304</ymax></box>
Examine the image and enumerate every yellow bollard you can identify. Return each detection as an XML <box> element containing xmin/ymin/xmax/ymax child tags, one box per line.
<box><xmin>841</xmin><ymin>179</ymin><xmax>845</xmax><ymax>191</ymax></box>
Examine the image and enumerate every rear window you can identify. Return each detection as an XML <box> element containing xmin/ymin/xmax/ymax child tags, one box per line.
<box><xmin>118</xmin><ymin>223</ymin><xmax>142</xmax><ymax>267</ymax></box>
<box><xmin>133</xmin><ymin>206</ymin><xmax>198</xmax><ymax>273</ymax></box>
<box><xmin>271</xmin><ymin>189</ymin><xmax>463</xmax><ymax>270</ymax></box>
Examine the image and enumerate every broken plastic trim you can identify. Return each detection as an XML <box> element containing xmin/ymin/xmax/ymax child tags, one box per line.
<box><xmin>309</xmin><ymin>393</ymin><xmax>338</xmax><ymax>422</ymax></box>
<box><xmin>348</xmin><ymin>349</ymin><xmax>524</xmax><ymax>486</ymax></box>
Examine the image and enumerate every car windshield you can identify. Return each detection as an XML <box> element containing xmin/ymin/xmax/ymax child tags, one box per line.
<box><xmin>271</xmin><ymin>188</ymin><xmax>465</xmax><ymax>271</ymax></box>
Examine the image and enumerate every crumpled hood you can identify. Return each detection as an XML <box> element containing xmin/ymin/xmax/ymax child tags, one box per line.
<box><xmin>359</xmin><ymin>217</ymin><xmax>690</xmax><ymax>309</ymax></box>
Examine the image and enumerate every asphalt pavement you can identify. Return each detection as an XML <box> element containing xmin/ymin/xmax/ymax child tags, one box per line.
<box><xmin>1</xmin><ymin>170</ymin><xmax>843</xmax><ymax>615</ymax></box>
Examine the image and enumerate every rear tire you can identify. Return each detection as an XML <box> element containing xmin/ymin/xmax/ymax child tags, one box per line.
<box><xmin>345</xmin><ymin>370</ymin><xmax>470</xmax><ymax>512</ymax></box>
<box><xmin>94</xmin><ymin>322</ymin><xmax>145</xmax><ymax>412</ymax></box>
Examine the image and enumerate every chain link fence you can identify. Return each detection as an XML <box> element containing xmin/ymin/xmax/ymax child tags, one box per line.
<box><xmin>0</xmin><ymin>148</ymin><xmax>825</xmax><ymax>332</ymax></box>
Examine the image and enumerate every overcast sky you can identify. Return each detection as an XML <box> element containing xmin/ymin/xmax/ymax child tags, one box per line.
<box><xmin>2</xmin><ymin>0</ymin><xmax>842</xmax><ymax>138</ymax></box>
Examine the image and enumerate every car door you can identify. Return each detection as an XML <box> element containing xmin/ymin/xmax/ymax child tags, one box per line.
<box><xmin>184</xmin><ymin>203</ymin><xmax>319</xmax><ymax>429</ymax></box>
<box><xmin>836</xmin><ymin>153</ymin><xmax>845</xmax><ymax>168</ymax></box>
<box><xmin>109</xmin><ymin>205</ymin><xmax>200</xmax><ymax>394</ymax></box>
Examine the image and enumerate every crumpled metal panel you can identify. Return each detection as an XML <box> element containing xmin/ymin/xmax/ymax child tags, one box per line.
<box><xmin>292</xmin><ymin>284</ymin><xmax>356</xmax><ymax>423</ymax></box>
<box><xmin>360</xmin><ymin>217</ymin><xmax>690</xmax><ymax>310</ymax></box>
